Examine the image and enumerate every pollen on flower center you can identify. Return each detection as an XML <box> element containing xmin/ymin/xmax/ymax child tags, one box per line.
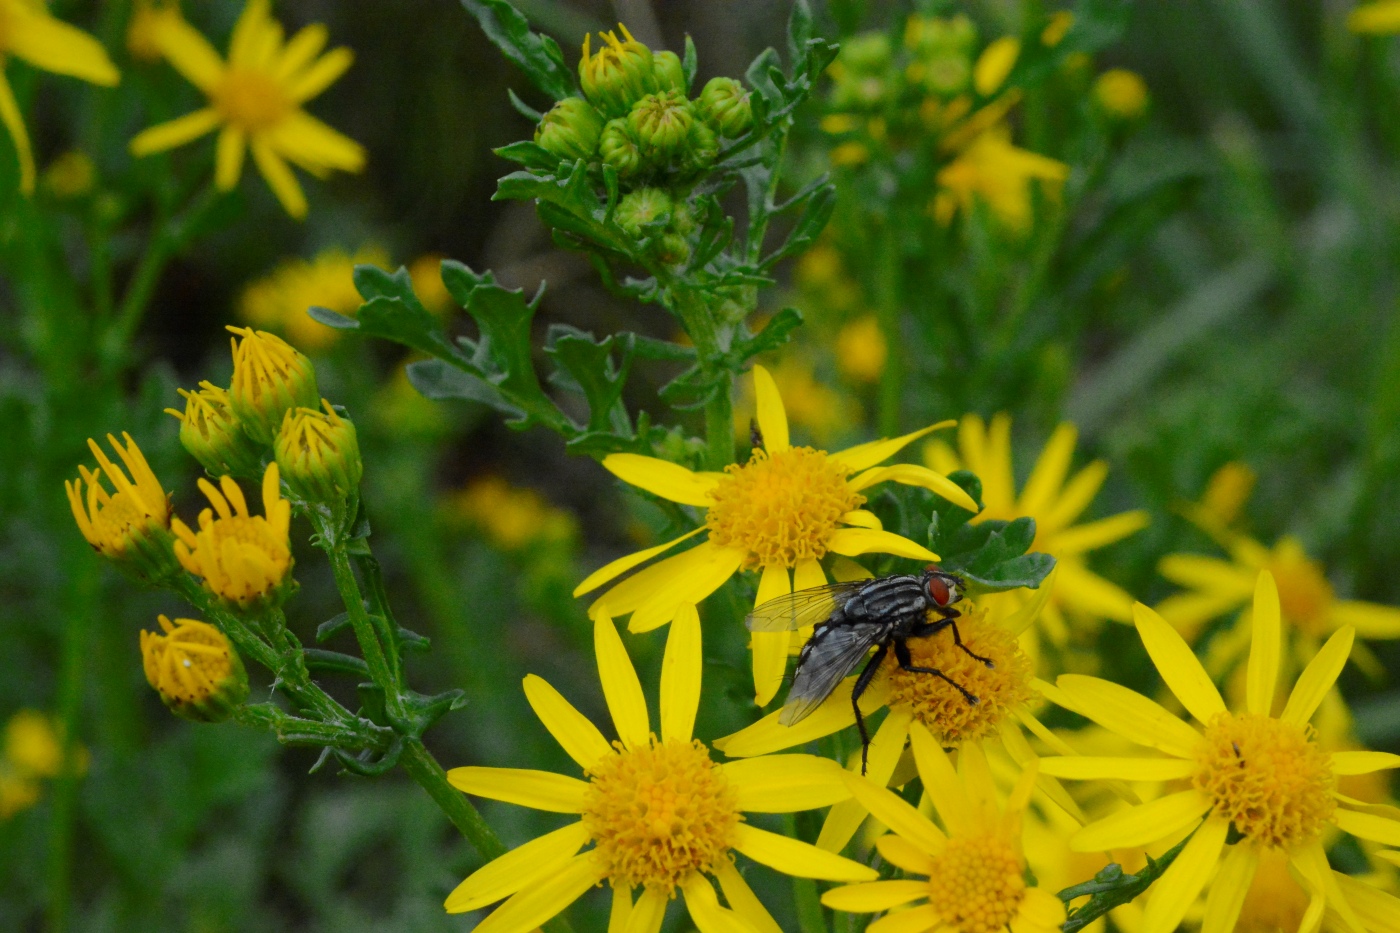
<box><xmin>1193</xmin><ymin>712</ymin><xmax>1336</xmax><ymax>849</ymax></box>
<box><xmin>214</xmin><ymin>68</ymin><xmax>291</xmax><ymax>130</ymax></box>
<box><xmin>706</xmin><ymin>447</ymin><xmax>862</xmax><ymax>569</ymax></box>
<box><xmin>582</xmin><ymin>738</ymin><xmax>741</xmax><ymax>894</ymax></box>
<box><xmin>884</xmin><ymin>605</ymin><xmax>1032</xmax><ymax>745</ymax></box>
<box><xmin>925</xmin><ymin>836</ymin><xmax>1026</xmax><ymax>933</ymax></box>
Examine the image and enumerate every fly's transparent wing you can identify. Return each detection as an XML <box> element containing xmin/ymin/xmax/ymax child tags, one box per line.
<box><xmin>745</xmin><ymin>581</ymin><xmax>866</xmax><ymax>633</ymax></box>
<box><xmin>778</xmin><ymin>625</ymin><xmax>880</xmax><ymax>726</ymax></box>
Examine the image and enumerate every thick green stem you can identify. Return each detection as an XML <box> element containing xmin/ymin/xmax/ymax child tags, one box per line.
<box><xmin>321</xmin><ymin>532</ymin><xmax>407</xmax><ymax>722</ymax></box>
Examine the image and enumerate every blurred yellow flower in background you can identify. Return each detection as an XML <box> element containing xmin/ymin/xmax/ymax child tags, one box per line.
<box><xmin>126</xmin><ymin>0</ymin><xmax>181</xmax><ymax>63</ymax></box>
<box><xmin>0</xmin><ymin>0</ymin><xmax>119</xmax><ymax>194</ymax></box>
<box><xmin>1093</xmin><ymin>68</ymin><xmax>1149</xmax><ymax>120</ymax></box>
<box><xmin>1</xmin><ymin>710</ymin><xmax>84</xmax><ymax>820</ymax></box>
<box><xmin>933</xmin><ymin>127</ymin><xmax>1069</xmax><ymax>231</ymax></box>
<box><xmin>925</xmin><ymin>414</ymin><xmax>1148</xmax><ymax>657</ymax></box>
<box><xmin>408</xmin><ymin>253</ymin><xmax>454</xmax><ymax>315</ymax></box>
<box><xmin>1349</xmin><ymin>1</ymin><xmax>1400</xmax><ymax>33</ymax></box>
<box><xmin>129</xmin><ymin>0</ymin><xmax>364</xmax><ymax>218</ymax></box>
<box><xmin>240</xmin><ymin>247</ymin><xmax>388</xmax><ymax>350</ymax></box>
<box><xmin>835</xmin><ymin>315</ymin><xmax>887</xmax><ymax>383</ymax></box>
<box><xmin>445</xmin><ymin>476</ymin><xmax>576</xmax><ymax>551</ymax></box>
<box><xmin>41</xmin><ymin>150</ymin><xmax>95</xmax><ymax>198</ymax></box>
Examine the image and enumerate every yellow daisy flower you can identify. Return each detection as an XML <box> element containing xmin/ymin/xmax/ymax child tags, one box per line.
<box><xmin>240</xmin><ymin>246</ymin><xmax>388</xmax><ymax>350</ymax></box>
<box><xmin>716</xmin><ymin>585</ymin><xmax>1090</xmax><ymax>854</ymax></box>
<box><xmin>0</xmin><ymin>0</ymin><xmax>118</xmax><ymax>194</ymax></box>
<box><xmin>925</xmin><ymin>413</ymin><xmax>1149</xmax><ymax>654</ymax></box>
<box><xmin>172</xmin><ymin>462</ymin><xmax>293</xmax><ymax>608</ymax></box>
<box><xmin>129</xmin><ymin>0</ymin><xmax>364</xmax><ymax>219</ymax></box>
<box><xmin>576</xmin><ymin>364</ymin><xmax>977</xmax><ymax>705</ymax></box>
<box><xmin>1038</xmin><ymin>571</ymin><xmax>1400</xmax><ymax>933</ymax></box>
<box><xmin>823</xmin><ymin>733</ymin><xmax>1066</xmax><ymax>933</ymax></box>
<box><xmin>444</xmin><ymin>609</ymin><xmax>876</xmax><ymax>933</ymax></box>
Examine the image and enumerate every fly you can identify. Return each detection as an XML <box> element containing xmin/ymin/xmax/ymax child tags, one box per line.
<box><xmin>745</xmin><ymin>564</ymin><xmax>993</xmax><ymax>774</ymax></box>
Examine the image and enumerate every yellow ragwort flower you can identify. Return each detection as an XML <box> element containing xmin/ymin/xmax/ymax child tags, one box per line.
<box><xmin>66</xmin><ymin>432</ymin><xmax>177</xmax><ymax>580</ymax></box>
<box><xmin>0</xmin><ymin>0</ymin><xmax>118</xmax><ymax>194</ymax></box>
<box><xmin>576</xmin><ymin>364</ymin><xmax>977</xmax><ymax>705</ymax></box>
<box><xmin>274</xmin><ymin>400</ymin><xmax>363</xmax><ymax>505</ymax></box>
<box><xmin>1039</xmin><ymin>572</ymin><xmax>1400</xmax><ymax>933</ymax></box>
<box><xmin>926</xmin><ymin>413</ymin><xmax>1149</xmax><ymax>653</ymax></box>
<box><xmin>129</xmin><ymin>0</ymin><xmax>364</xmax><ymax>218</ymax></box>
<box><xmin>824</xmin><ymin>736</ymin><xmax>1066</xmax><ymax>933</ymax></box>
<box><xmin>716</xmin><ymin>586</ymin><xmax>1088</xmax><ymax>854</ymax></box>
<box><xmin>172</xmin><ymin>462</ymin><xmax>292</xmax><ymax>608</ymax></box>
<box><xmin>1093</xmin><ymin>68</ymin><xmax>1149</xmax><ymax>120</ymax></box>
<box><xmin>141</xmin><ymin>615</ymin><xmax>249</xmax><ymax>721</ymax></box>
<box><xmin>835</xmin><ymin>315</ymin><xmax>888</xmax><ymax>384</ymax></box>
<box><xmin>445</xmin><ymin>609</ymin><xmax>875</xmax><ymax>932</ymax></box>
<box><xmin>445</xmin><ymin>476</ymin><xmax>576</xmax><ymax>550</ymax></box>
<box><xmin>5</xmin><ymin>709</ymin><xmax>63</xmax><ymax>779</ymax></box>
<box><xmin>932</xmin><ymin>126</ymin><xmax>1069</xmax><ymax>232</ymax></box>
<box><xmin>973</xmin><ymin>36</ymin><xmax>1020</xmax><ymax>96</ymax></box>
<box><xmin>1349</xmin><ymin>1</ymin><xmax>1400</xmax><ymax>34</ymax></box>
<box><xmin>226</xmin><ymin>325</ymin><xmax>320</xmax><ymax>443</ymax></box>
<box><xmin>239</xmin><ymin>246</ymin><xmax>388</xmax><ymax>350</ymax></box>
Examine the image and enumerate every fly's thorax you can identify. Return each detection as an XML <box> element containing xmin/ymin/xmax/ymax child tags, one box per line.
<box><xmin>844</xmin><ymin>575</ymin><xmax>929</xmax><ymax>624</ymax></box>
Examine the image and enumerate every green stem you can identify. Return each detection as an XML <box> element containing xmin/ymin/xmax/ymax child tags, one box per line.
<box><xmin>1058</xmin><ymin>828</ymin><xmax>1195</xmax><ymax>932</ymax></box>
<box><xmin>320</xmin><ymin>529</ymin><xmax>407</xmax><ymax>722</ymax></box>
<box><xmin>668</xmin><ymin>280</ymin><xmax>736</xmax><ymax>469</ymax></box>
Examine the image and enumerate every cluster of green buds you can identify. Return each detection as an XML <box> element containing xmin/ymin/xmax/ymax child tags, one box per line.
<box><xmin>533</xmin><ymin>24</ymin><xmax>752</xmax><ymax>188</ymax></box>
<box><xmin>826</xmin><ymin>14</ymin><xmax>990</xmax><ymax>121</ymax></box>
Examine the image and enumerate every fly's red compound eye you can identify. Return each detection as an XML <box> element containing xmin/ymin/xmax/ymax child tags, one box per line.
<box><xmin>927</xmin><ymin>574</ymin><xmax>950</xmax><ymax>606</ymax></box>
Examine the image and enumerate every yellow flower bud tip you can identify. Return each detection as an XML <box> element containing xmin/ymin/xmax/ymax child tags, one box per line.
<box><xmin>580</xmin><ymin>23</ymin><xmax>656</xmax><ymax>118</ymax></box>
<box><xmin>274</xmin><ymin>400</ymin><xmax>364</xmax><ymax>503</ymax></box>
<box><xmin>167</xmin><ymin>381</ymin><xmax>264</xmax><ymax>477</ymax></box>
<box><xmin>226</xmin><ymin>325</ymin><xmax>320</xmax><ymax>444</ymax></box>
<box><xmin>141</xmin><ymin>615</ymin><xmax>249</xmax><ymax>722</ymax></box>
<box><xmin>172</xmin><ymin>463</ymin><xmax>293</xmax><ymax>609</ymax></box>
<box><xmin>66</xmin><ymin>433</ymin><xmax>176</xmax><ymax>578</ymax></box>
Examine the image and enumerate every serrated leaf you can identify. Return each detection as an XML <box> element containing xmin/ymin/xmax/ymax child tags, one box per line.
<box><xmin>746</xmin><ymin>47</ymin><xmax>783</xmax><ymax>105</ymax></box>
<box><xmin>760</xmin><ymin>182</ymin><xmax>835</xmax><ymax>270</ymax></box>
<box><xmin>546</xmin><ymin>327</ymin><xmax>634</xmax><ymax>433</ymax></box>
<box><xmin>461</xmin><ymin>0</ymin><xmax>574</xmax><ymax>100</ymax></box>
<box><xmin>405</xmin><ymin>358</ymin><xmax>521</xmax><ymax>417</ymax></box>
<box><xmin>733</xmin><ymin>307</ymin><xmax>803</xmax><ymax>362</ymax></box>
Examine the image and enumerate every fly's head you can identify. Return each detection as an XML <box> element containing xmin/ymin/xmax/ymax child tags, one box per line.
<box><xmin>923</xmin><ymin>564</ymin><xmax>964</xmax><ymax>609</ymax></box>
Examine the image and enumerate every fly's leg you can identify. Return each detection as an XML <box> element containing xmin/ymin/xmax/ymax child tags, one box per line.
<box><xmin>893</xmin><ymin>638</ymin><xmax>979</xmax><ymax>706</ymax></box>
<box><xmin>850</xmin><ymin>644</ymin><xmax>888</xmax><ymax>776</ymax></box>
<box><xmin>911</xmin><ymin>610</ymin><xmax>995</xmax><ymax>669</ymax></box>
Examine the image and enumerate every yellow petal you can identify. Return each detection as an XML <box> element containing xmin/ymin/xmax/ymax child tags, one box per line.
<box><xmin>817</xmin><ymin>709</ymin><xmax>913</xmax><ymax>853</ymax></box>
<box><xmin>154</xmin><ymin>14</ymin><xmax>225</xmax><ymax>91</ymax></box>
<box><xmin>1043</xmin><ymin>460</ymin><xmax>1107</xmax><ymax>532</ymax></box>
<box><xmin>129</xmin><ymin>108</ymin><xmax>223</xmax><ymax>157</ymax></box>
<box><xmin>1017</xmin><ymin>422</ymin><xmax>1077</xmax><ymax>516</ymax></box>
<box><xmin>594</xmin><ymin>614</ymin><xmax>650</xmax><ymax>748</ymax></box>
<box><xmin>733</xmin><ymin>824</ymin><xmax>877</xmax><ymax>881</ymax></box>
<box><xmin>445</xmin><ymin>766</ymin><xmax>590</xmax><ymax>813</ymax></box>
<box><xmin>1330</xmin><ymin>600</ymin><xmax>1400</xmax><ymax>638</ymax></box>
<box><xmin>1330</xmin><ymin>750</ymin><xmax>1400</xmax><ymax>775</ymax></box>
<box><xmin>589</xmin><ymin>540</ymin><xmax>713</xmax><ymax>619</ymax></box>
<box><xmin>603</xmin><ymin>453</ymin><xmax>722</xmax><ymax>507</ymax></box>
<box><xmin>683</xmin><ymin>874</ymin><xmax>757</xmax><ymax>933</ymax></box>
<box><xmin>625</xmin><ymin>886</ymin><xmax>667</xmax><ymax>933</ymax></box>
<box><xmin>0</xmin><ymin>73</ymin><xmax>35</xmax><ymax>194</ymax></box>
<box><xmin>1333</xmin><ymin>871</ymin><xmax>1400</xmax><ymax>933</ymax></box>
<box><xmin>1056</xmin><ymin>674</ymin><xmax>1203</xmax><ymax>758</ymax></box>
<box><xmin>978</xmin><ymin>413</ymin><xmax>1016</xmax><ymax>512</ymax></box>
<box><xmin>848</xmin><ymin>463</ymin><xmax>978</xmax><ymax>513</ymax></box>
<box><xmin>1007</xmin><ymin>570</ymin><xmax>1057</xmax><ymax>635</ymax></box>
<box><xmin>1247</xmin><ymin>570</ymin><xmax>1283</xmax><ymax>715</ymax></box>
<box><xmin>269</xmin><ymin>111</ymin><xmax>365</xmax><ymax>173</ymax></box>
<box><xmin>1139</xmin><ymin>817</ymin><xmax>1228</xmax><ymax>933</ymax></box>
<box><xmin>276</xmin><ymin>24</ymin><xmax>329</xmax><ymax>80</ymax></box>
<box><xmin>1017</xmin><ymin>888</ymin><xmax>1067</xmax><ymax>930</ymax></box>
<box><xmin>839</xmin><ymin>509</ymin><xmax>883</xmax><ymax>530</ymax></box>
<box><xmin>793</xmin><ymin>557</ymin><xmax>828</xmax><ymax>591</ymax></box>
<box><xmin>214</xmin><ymin>126</ymin><xmax>246</xmax><ymax>190</ymax></box>
<box><xmin>1200</xmin><ymin>842</ymin><xmax>1257</xmax><ymax>933</ymax></box>
<box><xmin>444</xmin><ymin>821</ymin><xmax>590</xmax><ymax>912</ymax></box>
<box><xmin>907</xmin><ymin>721</ymin><xmax>971</xmax><ymax>835</ymax></box>
<box><xmin>1051</xmin><ymin>511</ymin><xmax>1150</xmax><ymax>555</ymax></box>
<box><xmin>826</xmin><ymin>527</ymin><xmax>938</xmax><ymax>563</ymax></box>
<box><xmin>875</xmin><ymin>833</ymin><xmax>937</xmax><ymax>873</ymax></box>
<box><xmin>1132</xmin><ymin>602</ymin><xmax>1226</xmax><ymax>724</ymax></box>
<box><xmin>1332</xmin><ymin>807</ymin><xmax>1400</xmax><ymax>846</ymax></box>
<box><xmin>1055</xmin><ymin>559</ymin><xmax>1137</xmax><ymax>623</ymax></box>
<box><xmin>716</xmin><ymin>677</ymin><xmax>887</xmax><ymax>757</ymax></box>
<box><xmin>608</xmin><ymin>884</ymin><xmax>631</xmax><ymax>933</ymax></box>
<box><xmin>523</xmin><ymin>674</ymin><xmax>612</xmax><ymax>770</ymax></box>
<box><xmin>628</xmin><ymin>544</ymin><xmax>746</xmax><ymax>632</ymax></box>
<box><xmin>8</xmin><ymin>7</ymin><xmax>120</xmax><ymax>86</ymax></box>
<box><xmin>821</xmin><ymin>880</ymin><xmax>927</xmax><ymax>913</ymax></box>
<box><xmin>974</xmin><ymin>36</ymin><xmax>1019</xmax><ymax>94</ymax></box>
<box><xmin>725</xmin><ymin>754</ymin><xmax>851</xmax><ymax>812</ymax></box>
<box><xmin>836</xmin><ymin>773</ymin><xmax>946</xmax><ymax>855</ymax></box>
<box><xmin>1071</xmin><ymin>790</ymin><xmax>1210</xmax><ymax>851</ymax></box>
<box><xmin>867</xmin><ymin>905</ymin><xmax>941</xmax><ymax>933</ymax></box>
<box><xmin>1038</xmin><ymin>755</ymin><xmax>1197</xmax><ymax>782</ymax></box>
<box><xmin>250</xmin><ymin>139</ymin><xmax>307</xmax><ymax>219</ymax></box>
<box><xmin>1290</xmin><ymin>842</ymin><xmax>1367</xmax><ymax>933</ymax></box>
<box><xmin>829</xmin><ymin>421</ymin><xmax>955</xmax><ymax>474</ymax></box>
<box><xmin>714</xmin><ymin>861</ymin><xmax>784</xmax><ymax>933</ymax></box>
<box><xmin>751</xmin><ymin>364</ymin><xmax>789</xmax><ymax>453</ymax></box>
<box><xmin>1281</xmin><ymin>625</ymin><xmax>1354</xmax><ymax>725</ymax></box>
<box><xmin>289</xmin><ymin>46</ymin><xmax>354</xmax><ymax>102</ymax></box>
<box><xmin>574</xmin><ymin>527</ymin><xmax>704</xmax><ymax>597</ymax></box>
<box><xmin>1158</xmin><ymin>553</ymin><xmax>1255</xmax><ymax>593</ymax></box>
<box><xmin>752</xmin><ymin>563</ymin><xmax>793</xmax><ymax>706</ymax></box>
<box><xmin>660</xmin><ymin>604</ymin><xmax>702</xmax><ymax>742</ymax></box>
<box><xmin>1153</xmin><ymin>589</ymin><xmax>1251</xmax><ymax>631</ymax></box>
<box><xmin>472</xmin><ymin>852</ymin><xmax>607</xmax><ymax>933</ymax></box>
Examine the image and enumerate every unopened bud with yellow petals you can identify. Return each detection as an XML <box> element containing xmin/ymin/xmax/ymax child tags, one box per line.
<box><xmin>172</xmin><ymin>463</ymin><xmax>294</xmax><ymax>610</ymax></box>
<box><xmin>66</xmin><ymin>433</ymin><xmax>179</xmax><ymax>583</ymax></box>
<box><xmin>227</xmin><ymin>326</ymin><xmax>320</xmax><ymax>444</ymax></box>
<box><xmin>274</xmin><ymin>401</ymin><xmax>363</xmax><ymax>505</ymax></box>
<box><xmin>579</xmin><ymin>24</ymin><xmax>657</xmax><ymax>119</ymax></box>
<box><xmin>141</xmin><ymin>615</ymin><xmax>249</xmax><ymax>722</ymax></box>
<box><xmin>166</xmin><ymin>381</ymin><xmax>264</xmax><ymax>477</ymax></box>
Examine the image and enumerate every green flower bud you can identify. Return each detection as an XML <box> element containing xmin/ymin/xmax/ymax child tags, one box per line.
<box><xmin>226</xmin><ymin>326</ymin><xmax>320</xmax><ymax>444</ymax></box>
<box><xmin>628</xmin><ymin>91</ymin><xmax>695</xmax><ymax>164</ymax></box>
<box><xmin>681</xmin><ymin>119</ymin><xmax>718</xmax><ymax>176</ymax></box>
<box><xmin>657</xmin><ymin>233</ymin><xmax>691</xmax><ymax>265</ymax></box>
<box><xmin>599</xmin><ymin>118</ymin><xmax>644</xmax><ymax>178</ymax></box>
<box><xmin>579</xmin><ymin>24</ymin><xmax>657</xmax><ymax>119</ymax></box>
<box><xmin>535</xmin><ymin>97</ymin><xmax>604</xmax><ymax>161</ymax></box>
<box><xmin>274</xmin><ymin>401</ymin><xmax>364</xmax><ymax>505</ymax></box>
<box><xmin>697</xmin><ymin>77</ymin><xmax>753</xmax><ymax>138</ymax></box>
<box><xmin>142</xmin><ymin>615</ymin><xmax>249</xmax><ymax>723</ymax></box>
<box><xmin>922</xmin><ymin>53</ymin><xmax>971</xmax><ymax>95</ymax></box>
<box><xmin>840</xmin><ymin>33</ymin><xmax>892</xmax><ymax>74</ymax></box>
<box><xmin>615</xmin><ymin>187</ymin><xmax>673</xmax><ymax>238</ymax></box>
<box><xmin>166</xmin><ymin>381</ymin><xmax>264</xmax><ymax>477</ymax></box>
<box><xmin>652</xmin><ymin>50</ymin><xmax>686</xmax><ymax>94</ymax></box>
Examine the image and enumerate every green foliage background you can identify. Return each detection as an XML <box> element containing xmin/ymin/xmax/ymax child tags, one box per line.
<box><xmin>4</xmin><ymin>0</ymin><xmax>1400</xmax><ymax>930</ymax></box>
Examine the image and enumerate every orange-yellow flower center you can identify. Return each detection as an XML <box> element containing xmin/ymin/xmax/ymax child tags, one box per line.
<box><xmin>1193</xmin><ymin>712</ymin><xmax>1336</xmax><ymax>849</ymax></box>
<box><xmin>141</xmin><ymin>619</ymin><xmax>235</xmax><ymax>704</ymax></box>
<box><xmin>176</xmin><ymin>514</ymin><xmax>291</xmax><ymax>606</ymax></box>
<box><xmin>884</xmin><ymin>605</ymin><xmax>1032</xmax><ymax>745</ymax></box>
<box><xmin>582</xmin><ymin>738</ymin><xmax>740</xmax><ymax>894</ymax></box>
<box><xmin>214</xmin><ymin>68</ymin><xmax>291</xmax><ymax>130</ymax></box>
<box><xmin>705</xmin><ymin>447</ymin><xmax>862</xmax><ymax>570</ymax></box>
<box><xmin>1269</xmin><ymin>546</ymin><xmax>1335</xmax><ymax>638</ymax></box>
<box><xmin>925</xmin><ymin>836</ymin><xmax>1026</xmax><ymax>933</ymax></box>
